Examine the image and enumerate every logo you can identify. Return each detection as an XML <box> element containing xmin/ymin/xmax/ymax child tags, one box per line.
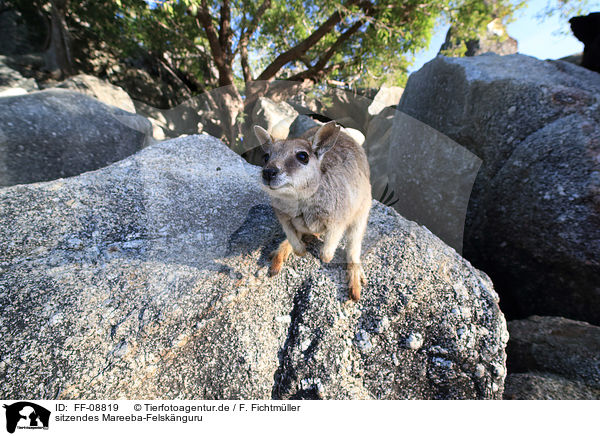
<box><xmin>3</xmin><ymin>402</ymin><xmax>50</xmax><ymax>434</ymax></box>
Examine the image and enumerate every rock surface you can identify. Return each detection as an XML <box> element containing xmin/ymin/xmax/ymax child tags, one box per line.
<box><xmin>0</xmin><ymin>89</ymin><xmax>152</xmax><ymax>187</ymax></box>
<box><xmin>134</xmin><ymin>99</ymin><xmax>203</xmax><ymax>141</ymax></box>
<box><xmin>506</xmin><ymin>316</ymin><xmax>600</xmax><ymax>390</ymax></box>
<box><xmin>288</xmin><ymin>114</ymin><xmax>321</xmax><ymax>138</ymax></box>
<box><xmin>367</xmin><ymin>86</ymin><xmax>403</xmax><ymax>116</ymax></box>
<box><xmin>321</xmin><ymin>88</ymin><xmax>373</xmax><ymax>131</ymax></box>
<box><xmin>53</xmin><ymin>74</ymin><xmax>136</xmax><ymax>113</ymax></box>
<box><xmin>0</xmin><ymin>134</ymin><xmax>508</xmax><ymax>400</ymax></box>
<box><xmin>0</xmin><ymin>9</ymin><xmax>42</xmax><ymax>56</ymax></box>
<box><xmin>504</xmin><ymin>372</ymin><xmax>600</xmax><ymax>400</ymax></box>
<box><xmin>398</xmin><ymin>53</ymin><xmax>600</xmax><ymax>323</ymax></box>
<box><xmin>388</xmin><ymin>111</ymin><xmax>481</xmax><ymax>254</ymax></box>
<box><xmin>251</xmin><ymin>97</ymin><xmax>298</xmax><ymax>140</ymax></box>
<box><xmin>0</xmin><ymin>55</ymin><xmax>38</xmax><ymax>93</ymax></box>
<box><xmin>363</xmin><ymin>107</ymin><xmax>396</xmax><ymax>201</ymax></box>
<box><xmin>110</xmin><ymin>59</ymin><xmax>194</xmax><ymax>109</ymax></box>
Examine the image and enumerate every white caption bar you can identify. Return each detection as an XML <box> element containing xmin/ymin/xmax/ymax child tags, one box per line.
<box><xmin>0</xmin><ymin>400</ymin><xmax>596</xmax><ymax>436</ymax></box>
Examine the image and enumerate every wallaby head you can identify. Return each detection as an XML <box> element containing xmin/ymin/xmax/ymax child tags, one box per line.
<box><xmin>253</xmin><ymin>121</ymin><xmax>341</xmax><ymax>199</ymax></box>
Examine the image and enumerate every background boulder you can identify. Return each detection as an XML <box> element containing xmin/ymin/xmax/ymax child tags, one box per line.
<box><xmin>133</xmin><ymin>98</ymin><xmax>210</xmax><ymax>141</ymax></box>
<box><xmin>241</xmin><ymin>96</ymin><xmax>299</xmax><ymax>165</ymax></box>
<box><xmin>288</xmin><ymin>114</ymin><xmax>322</xmax><ymax>138</ymax></box>
<box><xmin>439</xmin><ymin>19</ymin><xmax>518</xmax><ymax>57</ymax></box>
<box><xmin>504</xmin><ymin>372</ymin><xmax>600</xmax><ymax>400</ymax></box>
<box><xmin>0</xmin><ymin>134</ymin><xmax>508</xmax><ymax>400</ymax></box>
<box><xmin>0</xmin><ymin>89</ymin><xmax>152</xmax><ymax>187</ymax></box>
<box><xmin>362</xmin><ymin>106</ymin><xmax>396</xmax><ymax>200</ymax></box>
<box><xmin>320</xmin><ymin>88</ymin><xmax>374</xmax><ymax>131</ymax></box>
<box><xmin>387</xmin><ymin>111</ymin><xmax>481</xmax><ymax>254</ymax></box>
<box><xmin>53</xmin><ymin>74</ymin><xmax>136</xmax><ymax>113</ymax></box>
<box><xmin>367</xmin><ymin>85</ymin><xmax>403</xmax><ymax>116</ymax></box>
<box><xmin>0</xmin><ymin>8</ymin><xmax>44</xmax><ymax>56</ymax></box>
<box><xmin>251</xmin><ymin>97</ymin><xmax>298</xmax><ymax>140</ymax></box>
<box><xmin>504</xmin><ymin>316</ymin><xmax>600</xmax><ymax>399</ymax></box>
<box><xmin>0</xmin><ymin>55</ymin><xmax>38</xmax><ymax>94</ymax></box>
<box><xmin>506</xmin><ymin>316</ymin><xmax>600</xmax><ymax>390</ymax></box>
<box><xmin>397</xmin><ymin>53</ymin><xmax>600</xmax><ymax>324</ymax></box>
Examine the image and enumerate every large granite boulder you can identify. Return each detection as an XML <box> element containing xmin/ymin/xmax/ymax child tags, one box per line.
<box><xmin>133</xmin><ymin>99</ymin><xmax>206</xmax><ymax>141</ymax></box>
<box><xmin>504</xmin><ymin>372</ymin><xmax>600</xmax><ymax>400</ymax></box>
<box><xmin>288</xmin><ymin>114</ymin><xmax>321</xmax><ymax>138</ymax></box>
<box><xmin>251</xmin><ymin>97</ymin><xmax>298</xmax><ymax>140</ymax></box>
<box><xmin>363</xmin><ymin>106</ymin><xmax>396</xmax><ymax>201</ymax></box>
<box><xmin>504</xmin><ymin>316</ymin><xmax>600</xmax><ymax>399</ymax></box>
<box><xmin>53</xmin><ymin>74</ymin><xmax>136</xmax><ymax>113</ymax></box>
<box><xmin>0</xmin><ymin>55</ymin><xmax>38</xmax><ymax>94</ymax></box>
<box><xmin>367</xmin><ymin>85</ymin><xmax>403</xmax><ymax>116</ymax></box>
<box><xmin>320</xmin><ymin>88</ymin><xmax>373</xmax><ymax>131</ymax></box>
<box><xmin>397</xmin><ymin>54</ymin><xmax>600</xmax><ymax>323</ymax></box>
<box><xmin>0</xmin><ymin>134</ymin><xmax>508</xmax><ymax>399</ymax></box>
<box><xmin>0</xmin><ymin>89</ymin><xmax>152</xmax><ymax>187</ymax></box>
<box><xmin>506</xmin><ymin>316</ymin><xmax>600</xmax><ymax>390</ymax></box>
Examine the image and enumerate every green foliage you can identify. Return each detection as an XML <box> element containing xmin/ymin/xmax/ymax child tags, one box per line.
<box><xmin>439</xmin><ymin>0</ymin><xmax>525</xmax><ymax>57</ymax></box>
<box><xmin>11</xmin><ymin>0</ymin><xmax>587</xmax><ymax>92</ymax></box>
<box><xmin>538</xmin><ymin>0</ymin><xmax>595</xmax><ymax>21</ymax></box>
<box><xmin>535</xmin><ymin>0</ymin><xmax>596</xmax><ymax>36</ymax></box>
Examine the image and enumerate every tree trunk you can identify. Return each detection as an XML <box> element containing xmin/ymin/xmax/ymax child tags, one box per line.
<box><xmin>217</xmin><ymin>86</ymin><xmax>244</xmax><ymax>149</ymax></box>
<box><xmin>44</xmin><ymin>0</ymin><xmax>73</xmax><ymax>79</ymax></box>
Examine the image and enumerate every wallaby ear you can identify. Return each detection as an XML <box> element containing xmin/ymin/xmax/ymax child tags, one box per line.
<box><xmin>312</xmin><ymin>121</ymin><xmax>341</xmax><ymax>157</ymax></box>
<box><xmin>253</xmin><ymin>125</ymin><xmax>273</xmax><ymax>149</ymax></box>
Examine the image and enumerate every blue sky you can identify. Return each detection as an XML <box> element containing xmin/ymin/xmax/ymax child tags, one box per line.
<box><xmin>409</xmin><ymin>0</ymin><xmax>593</xmax><ymax>72</ymax></box>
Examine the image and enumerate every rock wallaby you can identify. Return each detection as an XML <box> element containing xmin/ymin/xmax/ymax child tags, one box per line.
<box><xmin>254</xmin><ymin>121</ymin><xmax>372</xmax><ymax>301</ymax></box>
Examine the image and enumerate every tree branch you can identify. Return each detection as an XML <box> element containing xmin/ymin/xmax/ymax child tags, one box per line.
<box><xmin>196</xmin><ymin>0</ymin><xmax>234</xmax><ymax>86</ymax></box>
<box><xmin>240</xmin><ymin>42</ymin><xmax>252</xmax><ymax>82</ymax></box>
<box><xmin>256</xmin><ymin>6</ymin><xmax>346</xmax><ymax>81</ymax></box>
<box><xmin>238</xmin><ymin>0</ymin><xmax>272</xmax><ymax>82</ymax></box>
<box><xmin>219</xmin><ymin>0</ymin><xmax>233</xmax><ymax>63</ymax></box>
<box><xmin>288</xmin><ymin>60</ymin><xmax>348</xmax><ymax>83</ymax></box>
<box><xmin>153</xmin><ymin>53</ymin><xmax>193</xmax><ymax>98</ymax></box>
<box><xmin>290</xmin><ymin>19</ymin><xmax>364</xmax><ymax>81</ymax></box>
<box><xmin>256</xmin><ymin>0</ymin><xmax>372</xmax><ymax>81</ymax></box>
<box><xmin>243</xmin><ymin>0</ymin><xmax>271</xmax><ymax>42</ymax></box>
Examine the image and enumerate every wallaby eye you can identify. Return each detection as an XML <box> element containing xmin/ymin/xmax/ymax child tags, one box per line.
<box><xmin>296</xmin><ymin>151</ymin><xmax>309</xmax><ymax>164</ymax></box>
<box><xmin>263</xmin><ymin>153</ymin><xmax>270</xmax><ymax>163</ymax></box>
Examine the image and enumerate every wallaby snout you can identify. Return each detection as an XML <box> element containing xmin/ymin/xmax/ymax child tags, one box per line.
<box><xmin>262</xmin><ymin>166</ymin><xmax>279</xmax><ymax>183</ymax></box>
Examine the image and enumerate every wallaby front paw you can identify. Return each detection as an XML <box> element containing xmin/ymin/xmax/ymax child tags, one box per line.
<box><xmin>292</xmin><ymin>244</ymin><xmax>307</xmax><ymax>257</ymax></box>
<box><xmin>347</xmin><ymin>263</ymin><xmax>366</xmax><ymax>301</ymax></box>
<box><xmin>320</xmin><ymin>248</ymin><xmax>334</xmax><ymax>263</ymax></box>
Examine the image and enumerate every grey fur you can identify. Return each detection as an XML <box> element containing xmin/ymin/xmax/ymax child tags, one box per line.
<box><xmin>255</xmin><ymin>121</ymin><xmax>372</xmax><ymax>300</ymax></box>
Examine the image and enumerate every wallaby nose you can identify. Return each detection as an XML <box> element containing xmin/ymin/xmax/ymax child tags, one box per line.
<box><xmin>262</xmin><ymin>167</ymin><xmax>279</xmax><ymax>182</ymax></box>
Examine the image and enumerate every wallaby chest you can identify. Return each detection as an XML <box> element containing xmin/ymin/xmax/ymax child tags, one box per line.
<box><xmin>272</xmin><ymin>197</ymin><xmax>329</xmax><ymax>235</ymax></box>
<box><xmin>291</xmin><ymin>213</ymin><xmax>325</xmax><ymax>235</ymax></box>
